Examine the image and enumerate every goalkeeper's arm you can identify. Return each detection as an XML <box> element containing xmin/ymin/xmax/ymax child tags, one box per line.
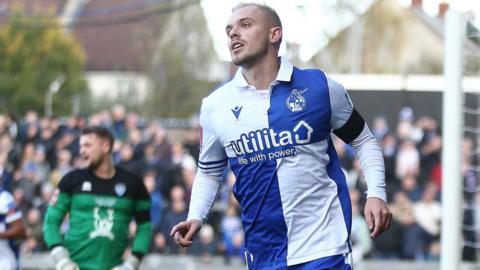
<box><xmin>112</xmin><ymin>178</ymin><xmax>153</xmax><ymax>270</ymax></box>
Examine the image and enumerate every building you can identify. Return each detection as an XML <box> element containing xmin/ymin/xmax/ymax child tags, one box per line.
<box><xmin>311</xmin><ymin>0</ymin><xmax>479</xmax><ymax>75</ymax></box>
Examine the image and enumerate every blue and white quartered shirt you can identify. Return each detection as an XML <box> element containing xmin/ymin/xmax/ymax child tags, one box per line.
<box><xmin>0</xmin><ymin>189</ymin><xmax>22</xmax><ymax>270</ymax></box>
<box><xmin>189</xmin><ymin>58</ymin><xmax>386</xmax><ymax>269</ymax></box>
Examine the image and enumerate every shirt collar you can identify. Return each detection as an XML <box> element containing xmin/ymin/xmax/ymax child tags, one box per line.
<box><xmin>231</xmin><ymin>56</ymin><xmax>294</xmax><ymax>88</ymax></box>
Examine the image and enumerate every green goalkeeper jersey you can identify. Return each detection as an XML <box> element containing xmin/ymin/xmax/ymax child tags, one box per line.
<box><xmin>44</xmin><ymin>167</ymin><xmax>152</xmax><ymax>270</ymax></box>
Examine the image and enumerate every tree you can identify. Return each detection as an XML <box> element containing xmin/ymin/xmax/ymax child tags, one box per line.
<box><xmin>0</xmin><ymin>15</ymin><xmax>89</xmax><ymax>116</ymax></box>
<box><xmin>143</xmin><ymin>0</ymin><xmax>220</xmax><ymax>118</ymax></box>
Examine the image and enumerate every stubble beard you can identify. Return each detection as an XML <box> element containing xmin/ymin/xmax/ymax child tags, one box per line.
<box><xmin>88</xmin><ymin>156</ymin><xmax>103</xmax><ymax>171</ymax></box>
<box><xmin>232</xmin><ymin>42</ymin><xmax>269</xmax><ymax>68</ymax></box>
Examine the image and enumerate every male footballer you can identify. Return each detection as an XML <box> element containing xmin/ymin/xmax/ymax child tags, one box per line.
<box><xmin>44</xmin><ymin>127</ymin><xmax>152</xmax><ymax>270</ymax></box>
<box><xmin>171</xmin><ymin>3</ymin><xmax>392</xmax><ymax>269</ymax></box>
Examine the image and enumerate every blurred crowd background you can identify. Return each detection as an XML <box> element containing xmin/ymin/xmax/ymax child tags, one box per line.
<box><xmin>0</xmin><ymin>103</ymin><xmax>476</xmax><ymax>265</ymax></box>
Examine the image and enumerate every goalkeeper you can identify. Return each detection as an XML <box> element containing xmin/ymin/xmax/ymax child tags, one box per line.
<box><xmin>44</xmin><ymin>127</ymin><xmax>152</xmax><ymax>270</ymax></box>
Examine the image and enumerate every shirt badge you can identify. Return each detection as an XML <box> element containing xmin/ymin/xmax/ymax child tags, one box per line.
<box><xmin>286</xmin><ymin>88</ymin><xmax>308</xmax><ymax>112</ymax></box>
<box><xmin>82</xmin><ymin>181</ymin><xmax>92</xmax><ymax>192</ymax></box>
<box><xmin>114</xmin><ymin>183</ymin><xmax>126</xmax><ymax>197</ymax></box>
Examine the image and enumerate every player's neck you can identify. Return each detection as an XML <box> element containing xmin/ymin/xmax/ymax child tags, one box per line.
<box><xmin>92</xmin><ymin>157</ymin><xmax>116</xmax><ymax>180</ymax></box>
<box><xmin>242</xmin><ymin>54</ymin><xmax>280</xmax><ymax>90</ymax></box>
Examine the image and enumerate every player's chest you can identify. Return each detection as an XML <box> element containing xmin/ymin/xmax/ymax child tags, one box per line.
<box><xmin>70</xmin><ymin>180</ymin><xmax>135</xmax><ymax>210</ymax></box>
<box><xmin>71</xmin><ymin>193</ymin><xmax>134</xmax><ymax>214</ymax></box>
<box><xmin>214</xmin><ymin>86</ymin><xmax>332</xmax><ymax>145</ymax></box>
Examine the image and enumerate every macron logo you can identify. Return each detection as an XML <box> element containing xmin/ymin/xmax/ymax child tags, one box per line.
<box><xmin>231</xmin><ymin>106</ymin><xmax>242</xmax><ymax>120</ymax></box>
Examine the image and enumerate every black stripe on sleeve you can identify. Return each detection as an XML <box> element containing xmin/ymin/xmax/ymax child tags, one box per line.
<box><xmin>333</xmin><ymin>109</ymin><xmax>365</xmax><ymax>144</ymax></box>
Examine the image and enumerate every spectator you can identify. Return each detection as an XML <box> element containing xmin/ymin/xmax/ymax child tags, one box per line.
<box><xmin>400</xmin><ymin>175</ymin><xmax>423</xmax><ymax>202</ymax></box>
<box><xmin>159</xmin><ymin>185</ymin><xmax>188</xmax><ymax>254</ymax></box>
<box><xmin>12</xmin><ymin>187</ymin><xmax>32</xmax><ymax>217</ymax></box>
<box><xmin>171</xmin><ymin>141</ymin><xmax>196</xmax><ymax>173</ymax></box>
<box><xmin>220</xmin><ymin>205</ymin><xmax>244</xmax><ymax>263</ymax></box>
<box><xmin>0</xmin><ymin>150</ymin><xmax>14</xmax><ymax>191</ymax></box>
<box><xmin>182</xmin><ymin>126</ymin><xmax>200</xmax><ymax>163</ymax></box>
<box><xmin>350</xmin><ymin>190</ymin><xmax>372</xmax><ymax>264</ymax></box>
<box><xmin>23</xmin><ymin>208</ymin><xmax>46</xmax><ymax>252</ymax></box>
<box><xmin>142</xmin><ymin>143</ymin><xmax>160</xmax><ymax>172</ymax></box>
<box><xmin>144</xmin><ymin>170</ymin><xmax>164</xmax><ymax>230</ymax></box>
<box><xmin>390</xmin><ymin>191</ymin><xmax>419</xmax><ymax>259</ymax></box>
<box><xmin>381</xmin><ymin>133</ymin><xmax>398</xmax><ymax>182</ymax></box>
<box><xmin>371</xmin><ymin>116</ymin><xmax>389</xmax><ymax>141</ymax></box>
<box><xmin>395</xmin><ymin>140</ymin><xmax>420</xmax><ymax>179</ymax></box>
<box><xmin>413</xmin><ymin>183</ymin><xmax>441</xmax><ymax>260</ymax></box>
<box><xmin>38</xmin><ymin>182</ymin><xmax>55</xmax><ymax>217</ymax></box>
<box><xmin>396</xmin><ymin>107</ymin><xmax>414</xmax><ymax>141</ymax></box>
<box><xmin>49</xmin><ymin>149</ymin><xmax>73</xmax><ymax>187</ymax></box>
<box><xmin>32</xmin><ymin>145</ymin><xmax>50</xmax><ymax>183</ymax></box>
<box><xmin>117</xmin><ymin>143</ymin><xmax>144</xmax><ymax>178</ymax></box>
<box><xmin>150</xmin><ymin>231</ymin><xmax>167</xmax><ymax>254</ymax></box>
<box><xmin>193</xmin><ymin>224</ymin><xmax>217</xmax><ymax>263</ymax></box>
<box><xmin>111</xmin><ymin>104</ymin><xmax>127</xmax><ymax>140</ymax></box>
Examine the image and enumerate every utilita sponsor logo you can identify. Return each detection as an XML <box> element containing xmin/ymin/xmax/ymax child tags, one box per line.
<box><xmin>228</xmin><ymin>120</ymin><xmax>313</xmax><ymax>156</ymax></box>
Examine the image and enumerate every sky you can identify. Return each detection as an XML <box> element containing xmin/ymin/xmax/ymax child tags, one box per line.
<box><xmin>200</xmin><ymin>0</ymin><xmax>480</xmax><ymax>62</ymax></box>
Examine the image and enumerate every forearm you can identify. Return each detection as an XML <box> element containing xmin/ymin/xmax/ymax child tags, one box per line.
<box><xmin>0</xmin><ymin>220</ymin><xmax>26</xmax><ymax>239</ymax></box>
<box><xmin>187</xmin><ymin>170</ymin><xmax>222</xmax><ymax>222</ymax></box>
<box><xmin>132</xmin><ymin>221</ymin><xmax>152</xmax><ymax>256</ymax></box>
<box><xmin>350</xmin><ymin>125</ymin><xmax>387</xmax><ymax>202</ymax></box>
<box><xmin>43</xmin><ymin>206</ymin><xmax>68</xmax><ymax>248</ymax></box>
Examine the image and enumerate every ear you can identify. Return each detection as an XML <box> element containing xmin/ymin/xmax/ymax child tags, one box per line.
<box><xmin>269</xmin><ymin>27</ymin><xmax>282</xmax><ymax>45</ymax></box>
<box><xmin>101</xmin><ymin>139</ymin><xmax>111</xmax><ymax>154</ymax></box>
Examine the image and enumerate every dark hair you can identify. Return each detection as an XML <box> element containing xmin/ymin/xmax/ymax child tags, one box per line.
<box><xmin>232</xmin><ymin>2</ymin><xmax>283</xmax><ymax>48</ymax></box>
<box><xmin>81</xmin><ymin>126</ymin><xmax>114</xmax><ymax>153</ymax></box>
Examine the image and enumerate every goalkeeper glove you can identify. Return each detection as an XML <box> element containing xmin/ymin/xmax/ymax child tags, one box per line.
<box><xmin>50</xmin><ymin>246</ymin><xmax>79</xmax><ymax>270</ymax></box>
<box><xmin>111</xmin><ymin>255</ymin><xmax>140</xmax><ymax>270</ymax></box>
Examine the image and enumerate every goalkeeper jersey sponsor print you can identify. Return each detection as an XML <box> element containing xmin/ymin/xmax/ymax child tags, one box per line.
<box><xmin>198</xmin><ymin>58</ymin><xmax>356</xmax><ymax>268</ymax></box>
<box><xmin>44</xmin><ymin>167</ymin><xmax>152</xmax><ymax>270</ymax></box>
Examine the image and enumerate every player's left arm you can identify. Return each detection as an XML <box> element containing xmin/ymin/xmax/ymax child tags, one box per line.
<box><xmin>130</xmin><ymin>178</ymin><xmax>153</xmax><ymax>267</ymax></box>
<box><xmin>132</xmin><ymin>181</ymin><xmax>152</xmax><ymax>257</ymax></box>
<box><xmin>113</xmin><ymin>178</ymin><xmax>152</xmax><ymax>270</ymax></box>
<box><xmin>328</xmin><ymin>76</ymin><xmax>392</xmax><ymax>238</ymax></box>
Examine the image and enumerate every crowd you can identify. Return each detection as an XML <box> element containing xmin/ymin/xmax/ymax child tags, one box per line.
<box><xmin>0</xmin><ymin>104</ymin><xmax>476</xmax><ymax>264</ymax></box>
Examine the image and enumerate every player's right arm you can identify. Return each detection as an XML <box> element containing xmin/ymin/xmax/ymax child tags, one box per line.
<box><xmin>43</xmin><ymin>172</ymin><xmax>79</xmax><ymax>270</ymax></box>
<box><xmin>44</xmin><ymin>172</ymin><xmax>73</xmax><ymax>247</ymax></box>
<box><xmin>171</xmin><ymin>98</ymin><xmax>227</xmax><ymax>247</ymax></box>
<box><xmin>0</xmin><ymin>190</ymin><xmax>26</xmax><ymax>240</ymax></box>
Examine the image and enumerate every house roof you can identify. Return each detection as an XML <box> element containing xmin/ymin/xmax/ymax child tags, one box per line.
<box><xmin>0</xmin><ymin>0</ymin><xmax>200</xmax><ymax>72</ymax></box>
<box><xmin>310</xmin><ymin>0</ymin><xmax>480</xmax><ymax>75</ymax></box>
<box><xmin>72</xmin><ymin>0</ymin><xmax>167</xmax><ymax>71</ymax></box>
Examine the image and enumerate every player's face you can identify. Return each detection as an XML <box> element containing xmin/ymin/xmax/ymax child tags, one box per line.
<box><xmin>79</xmin><ymin>134</ymin><xmax>109</xmax><ymax>170</ymax></box>
<box><xmin>226</xmin><ymin>6</ymin><xmax>271</xmax><ymax>67</ymax></box>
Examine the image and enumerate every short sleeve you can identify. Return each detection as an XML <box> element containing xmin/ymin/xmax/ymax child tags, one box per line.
<box><xmin>57</xmin><ymin>172</ymin><xmax>74</xmax><ymax>194</ymax></box>
<box><xmin>197</xmin><ymin>98</ymin><xmax>228</xmax><ymax>178</ymax></box>
<box><xmin>328</xmin><ymin>76</ymin><xmax>355</xmax><ymax>130</ymax></box>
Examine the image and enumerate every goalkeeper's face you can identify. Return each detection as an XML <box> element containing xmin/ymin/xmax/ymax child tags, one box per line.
<box><xmin>79</xmin><ymin>134</ymin><xmax>110</xmax><ymax>170</ymax></box>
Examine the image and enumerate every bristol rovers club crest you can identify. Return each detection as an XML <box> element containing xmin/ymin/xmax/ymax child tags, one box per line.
<box><xmin>286</xmin><ymin>88</ymin><xmax>308</xmax><ymax>112</ymax></box>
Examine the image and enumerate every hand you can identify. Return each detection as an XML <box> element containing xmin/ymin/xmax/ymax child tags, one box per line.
<box><xmin>170</xmin><ymin>219</ymin><xmax>202</xmax><ymax>247</ymax></box>
<box><xmin>364</xmin><ymin>197</ymin><xmax>393</xmax><ymax>239</ymax></box>
<box><xmin>56</xmin><ymin>260</ymin><xmax>79</xmax><ymax>270</ymax></box>
<box><xmin>50</xmin><ymin>246</ymin><xmax>79</xmax><ymax>270</ymax></box>
<box><xmin>111</xmin><ymin>255</ymin><xmax>140</xmax><ymax>270</ymax></box>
